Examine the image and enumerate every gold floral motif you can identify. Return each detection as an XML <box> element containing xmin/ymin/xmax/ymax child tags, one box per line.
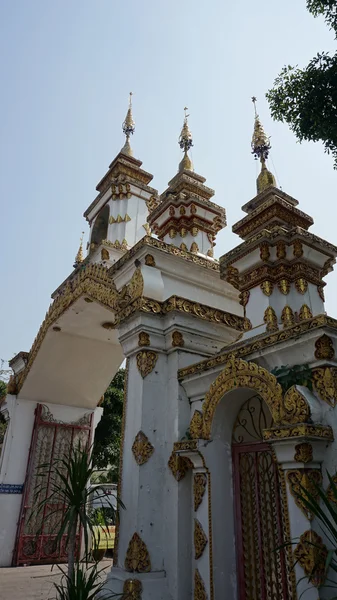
<box><xmin>122</xmin><ymin>579</ymin><xmax>142</xmax><ymax>600</ymax></box>
<box><xmin>276</xmin><ymin>240</ymin><xmax>287</xmax><ymax>259</ymax></box>
<box><xmin>136</xmin><ymin>351</ymin><xmax>158</xmax><ymax>378</ymax></box>
<box><xmin>132</xmin><ymin>431</ymin><xmax>154</xmax><ymax>466</ymax></box>
<box><xmin>194</xmin><ymin>569</ymin><xmax>207</xmax><ymax>600</ymax></box>
<box><xmin>138</xmin><ymin>332</ymin><xmax>150</xmax><ymax>347</ymax></box>
<box><xmin>239</xmin><ymin>291</ymin><xmax>250</xmax><ymax>307</ymax></box>
<box><xmin>260</xmin><ymin>242</ymin><xmax>270</xmax><ymax>261</ymax></box>
<box><xmin>312</xmin><ymin>367</ymin><xmax>337</xmax><ymax>406</ymax></box>
<box><xmin>146</xmin><ymin>196</ymin><xmax>160</xmax><ymax>213</ymax></box>
<box><xmin>286</xmin><ymin>469</ymin><xmax>322</xmax><ymax>520</ymax></box>
<box><xmin>278</xmin><ymin>279</ymin><xmax>290</xmax><ymax>295</ymax></box>
<box><xmin>260</xmin><ymin>281</ymin><xmax>274</xmax><ymax>296</ymax></box>
<box><xmin>190</xmin><ymin>242</ymin><xmax>199</xmax><ymax>253</ymax></box>
<box><xmin>327</xmin><ymin>474</ymin><xmax>337</xmax><ymax>503</ymax></box>
<box><xmin>315</xmin><ymin>334</ymin><xmax>335</xmax><ymax>360</ymax></box>
<box><xmin>263</xmin><ymin>424</ymin><xmax>333</xmax><ymax>442</ymax></box>
<box><xmin>180</xmin><ymin>206</ymin><xmax>186</xmax><ymax>215</ymax></box>
<box><xmin>180</xmin><ymin>228</ymin><xmax>187</xmax><ymax>238</ymax></box>
<box><xmin>295</xmin><ymin>278</ymin><xmax>308</xmax><ymax>294</ymax></box>
<box><xmin>180</xmin><ymin>243</ymin><xmax>188</xmax><ymax>251</ymax></box>
<box><xmin>191</xmin><ymin>226</ymin><xmax>199</xmax><ymax>236</ymax></box>
<box><xmin>119</xmin><ymin>268</ymin><xmax>144</xmax><ymax>309</ymax></box>
<box><xmin>173</xmin><ymin>440</ymin><xmax>198</xmax><ymax>452</ymax></box>
<box><xmin>169</xmin><ymin>228</ymin><xmax>177</xmax><ymax>239</ymax></box>
<box><xmin>144</xmin><ymin>254</ymin><xmax>156</xmax><ymax>267</ymax></box>
<box><xmin>317</xmin><ymin>285</ymin><xmax>325</xmax><ymax>302</ymax></box>
<box><xmin>191</xmin><ymin>204</ymin><xmax>197</xmax><ymax>215</ymax></box>
<box><xmin>194</xmin><ymin>473</ymin><xmax>207</xmax><ymax>511</ymax></box>
<box><xmin>281</xmin><ymin>306</ymin><xmax>295</xmax><ymax>327</ymax></box>
<box><xmin>206</xmin><ymin>247</ymin><xmax>214</xmax><ymax>257</ymax></box>
<box><xmin>190</xmin><ymin>410</ymin><xmax>203</xmax><ymax>439</ymax></box>
<box><xmin>124</xmin><ymin>533</ymin><xmax>151</xmax><ymax>573</ymax></box>
<box><xmin>168</xmin><ymin>451</ymin><xmax>192</xmax><ymax>481</ymax></box>
<box><xmin>113</xmin><ymin>360</ymin><xmax>129</xmax><ymax>566</ymax></box>
<box><xmin>201</xmin><ymin>358</ymin><xmax>310</xmax><ymax>440</ymax></box>
<box><xmin>299</xmin><ymin>304</ymin><xmax>313</xmax><ymax>321</ymax></box>
<box><xmin>264</xmin><ymin>306</ymin><xmax>278</xmax><ymax>332</ymax></box>
<box><xmin>294</xmin><ymin>443</ymin><xmax>313</xmax><ymax>463</ymax></box>
<box><xmin>194</xmin><ymin>519</ymin><xmax>208</xmax><ymax>559</ymax></box>
<box><xmin>172</xmin><ymin>331</ymin><xmax>184</xmax><ymax>347</ymax></box>
<box><xmin>293</xmin><ymin>239</ymin><xmax>304</xmax><ymax>258</ymax></box>
<box><xmin>294</xmin><ymin>530</ymin><xmax>327</xmax><ymax>587</ymax></box>
<box><xmin>101</xmin><ymin>248</ymin><xmax>110</xmax><ymax>261</ymax></box>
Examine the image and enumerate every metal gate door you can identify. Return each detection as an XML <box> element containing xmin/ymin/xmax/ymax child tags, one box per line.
<box><xmin>14</xmin><ymin>404</ymin><xmax>92</xmax><ymax>566</ymax></box>
<box><xmin>232</xmin><ymin>396</ymin><xmax>294</xmax><ymax>600</ymax></box>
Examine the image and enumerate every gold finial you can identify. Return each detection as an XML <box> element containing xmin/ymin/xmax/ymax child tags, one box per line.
<box><xmin>251</xmin><ymin>97</ymin><xmax>276</xmax><ymax>194</ymax></box>
<box><xmin>178</xmin><ymin>107</ymin><xmax>193</xmax><ymax>172</ymax></box>
<box><xmin>74</xmin><ymin>232</ymin><xmax>84</xmax><ymax>268</ymax></box>
<box><xmin>121</xmin><ymin>92</ymin><xmax>135</xmax><ymax>157</ymax></box>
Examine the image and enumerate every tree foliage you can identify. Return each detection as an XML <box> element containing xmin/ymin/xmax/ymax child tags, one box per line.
<box><xmin>267</xmin><ymin>1</ymin><xmax>337</xmax><ymax>168</ymax></box>
<box><xmin>92</xmin><ymin>369</ymin><xmax>125</xmax><ymax>481</ymax></box>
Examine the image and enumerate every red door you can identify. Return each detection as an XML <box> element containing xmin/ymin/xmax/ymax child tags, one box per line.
<box><xmin>14</xmin><ymin>404</ymin><xmax>92</xmax><ymax>566</ymax></box>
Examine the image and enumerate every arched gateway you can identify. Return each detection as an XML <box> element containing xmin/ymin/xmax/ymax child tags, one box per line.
<box><xmin>1</xmin><ymin>96</ymin><xmax>337</xmax><ymax>600</ymax></box>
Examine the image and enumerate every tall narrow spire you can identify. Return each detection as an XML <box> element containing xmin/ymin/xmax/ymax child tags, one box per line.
<box><xmin>178</xmin><ymin>107</ymin><xmax>193</xmax><ymax>172</ymax></box>
<box><xmin>251</xmin><ymin>97</ymin><xmax>276</xmax><ymax>194</ymax></box>
<box><xmin>121</xmin><ymin>92</ymin><xmax>135</xmax><ymax>157</ymax></box>
<box><xmin>74</xmin><ymin>232</ymin><xmax>84</xmax><ymax>268</ymax></box>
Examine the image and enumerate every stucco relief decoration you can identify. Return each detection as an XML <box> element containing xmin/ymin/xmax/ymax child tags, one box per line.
<box><xmin>294</xmin><ymin>443</ymin><xmax>313</xmax><ymax>463</ymax></box>
<box><xmin>194</xmin><ymin>569</ymin><xmax>208</xmax><ymax>600</ymax></box>
<box><xmin>312</xmin><ymin>367</ymin><xmax>337</xmax><ymax>406</ymax></box>
<box><xmin>264</xmin><ymin>307</ymin><xmax>278</xmax><ymax>332</ymax></box>
<box><xmin>118</xmin><ymin>268</ymin><xmax>144</xmax><ymax>309</ymax></box>
<box><xmin>286</xmin><ymin>469</ymin><xmax>322</xmax><ymax>520</ymax></box>
<box><xmin>295</xmin><ymin>278</ymin><xmax>308</xmax><ymax>294</ymax></box>
<box><xmin>260</xmin><ymin>280</ymin><xmax>274</xmax><ymax>296</ymax></box>
<box><xmin>315</xmin><ymin>334</ymin><xmax>335</xmax><ymax>360</ymax></box>
<box><xmin>168</xmin><ymin>451</ymin><xmax>191</xmax><ymax>482</ymax></box>
<box><xmin>293</xmin><ymin>240</ymin><xmax>303</xmax><ymax>258</ymax></box>
<box><xmin>194</xmin><ymin>519</ymin><xmax>208</xmax><ymax>560</ymax></box>
<box><xmin>136</xmin><ymin>351</ymin><xmax>158</xmax><ymax>378</ymax></box>
<box><xmin>201</xmin><ymin>358</ymin><xmax>311</xmax><ymax>440</ymax></box>
<box><xmin>190</xmin><ymin>410</ymin><xmax>203</xmax><ymax>439</ymax></box>
<box><xmin>144</xmin><ymin>254</ymin><xmax>156</xmax><ymax>267</ymax></box>
<box><xmin>239</xmin><ymin>290</ymin><xmax>250</xmax><ymax>307</ymax></box>
<box><xmin>194</xmin><ymin>473</ymin><xmax>207</xmax><ymax>511</ymax></box>
<box><xmin>124</xmin><ymin>533</ymin><xmax>151</xmax><ymax>573</ymax></box>
<box><xmin>263</xmin><ymin>424</ymin><xmax>333</xmax><ymax>442</ymax></box>
<box><xmin>299</xmin><ymin>304</ymin><xmax>313</xmax><ymax>321</ymax></box>
<box><xmin>317</xmin><ymin>285</ymin><xmax>325</xmax><ymax>302</ymax></box>
<box><xmin>278</xmin><ymin>279</ymin><xmax>290</xmax><ymax>295</ymax></box>
<box><xmin>260</xmin><ymin>242</ymin><xmax>270</xmax><ymax>262</ymax></box>
<box><xmin>131</xmin><ymin>431</ymin><xmax>154</xmax><ymax>466</ymax></box>
<box><xmin>172</xmin><ymin>331</ymin><xmax>185</xmax><ymax>348</ymax></box>
<box><xmin>276</xmin><ymin>240</ymin><xmax>287</xmax><ymax>259</ymax></box>
<box><xmin>123</xmin><ymin>579</ymin><xmax>142</xmax><ymax>600</ymax></box>
<box><xmin>294</xmin><ymin>530</ymin><xmax>327</xmax><ymax>587</ymax></box>
<box><xmin>138</xmin><ymin>332</ymin><xmax>150</xmax><ymax>347</ymax></box>
<box><xmin>281</xmin><ymin>306</ymin><xmax>295</xmax><ymax>328</ymax></box>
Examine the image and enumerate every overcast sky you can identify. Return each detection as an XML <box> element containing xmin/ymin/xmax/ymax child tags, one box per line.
<box><xmin>0</xmin><ymin>0</ymin><xmax>336</xmax><ymax>363</ymax></box>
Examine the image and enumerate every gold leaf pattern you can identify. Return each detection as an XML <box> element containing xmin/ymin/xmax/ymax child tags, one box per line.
<box><xmin>194</xmin><ymin>473</ymin><xmax>207</xmax><ymax>511</ymax></box>
<box><xmin>131</xmin><ymin>431</ymin><xmax>154</xmax><ymax>466</ymax></box>
<box><xmin>136</xmin><ymin>351</ymin><xmax>158</xmax><ymax>378</ymax></box>
<box><xmin>125</xmin><ymin>533</ymin><xmax>151</xmax><ymax>573</ymax></box>
<box><xmin>194</xmin><ymin>519</ymin><xmax>208</xmax><ymax>559</ymax></box>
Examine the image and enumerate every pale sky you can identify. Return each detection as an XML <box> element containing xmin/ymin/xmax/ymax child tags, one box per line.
<box><xmin>1</xmin><ymin>0</ymin><xmax>336</xmax><ymax>363</ymax></box>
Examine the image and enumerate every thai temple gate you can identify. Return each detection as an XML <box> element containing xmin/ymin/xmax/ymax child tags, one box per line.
<box><xmin>1</xmin><ymin>94</ymin><xmax>337</xmax><ymax>600</ymax></box>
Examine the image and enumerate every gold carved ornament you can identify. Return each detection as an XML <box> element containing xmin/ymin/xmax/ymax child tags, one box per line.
<box><xmin>261</xmin><ymin>280</ymin><xmax>274</xmax><ymax>296</ymax></box>
<box><xmin>263</xmin><ymin>424</ymin><xmax>333</xmax><ymax>441</ymax></box>
<box><xmin>194</xmin><ymin>519</ymin><xmax>208</xmax><ymax>560</ymax></box>
<box><xmin>138</xmin><ymin>332</ymin><xmax>150</xmax><ymax>347</ymax></box>
<box><xmin>124</xmin><ymin>533</ymin><xmax>151</xmax><ymax>573</ymax></box>
<box><xmin>264</xmin><ymin>306</ymin><xmax>278</xmax><ymax>332</ymax></box>
<box><xmin>315</xmin><ymin>334</ymin><xmax>335</xmax><ymax>360</ymax></box>
<box><xmin>294</xmin><ymin>530</ymin><xmax>327</xmax><ymax>587</ymax></box>
<box><xmin>180</xmin><ymin>243</ymin><xmax>188</xmax><ymax>251</ymax></box>
<box><xmin>190</xmin><ymin>242</ymin><xmax>199</xmax><ymax>253</ymax></box>
<box><xmin>299</xmin><ymin>304</ymin><xmax>313</xmax><ymax>321</ymax></box>
<box><xmin>317</xmin><ymin>285</ymin><xmax>325</xmax><ymax>302</ymax></box>
<box><xmin>260</xmin><ymin>242</ymin><xmax>270</xmax><ymax>262</ymax></box>
<box><xmin>122</xmin><ymin>579</ymin><xmax>142</xmax><ymax>600</ymax></box>
<box><xmin>286</xmin><ymin>469</ymin><xmax>322</xmax><ymax>520</ymax></box>
<box><xmin>136</xmin><ymin>351</ymin><xmax>158</xmax><ymax>378</ymax></box>
<box><xmin>276</xmin><ymin>240</ymin><xmax>287</xmax><ymax>259</ymax></box>
<box><xmin>200</xmin><ymin>358</ymin><xmax>311</xmax><ymax>440</ymax></box>
<box><xmin>281</xmin><ymin>306</ymin><xmax>295</xmax><ymax>328</ymax></box>
<box><xmin>144</xmin><ymin>254</ymin><xmax>156</xmax><ymax>267</ymax></box>
<box><xmin>239</xmin><ymin>290</ymin><xmax>250</xmax><ymax>307</ymax></box>
<box><xmin>194</xmin><ymin>569</ymin><xmax>207</xmax><ymax>600</ymax></box>
<box><xmin>293</xmin><ymin>239</ymin><xmax>304</xmax><ymax>258</ymax></box>
<box><xmin>118</xmin><ymin>267</ymin><xmax>144</xmax><ymax>309</ymax></box>
<box><xmin>295</xmin><ymin>278</ymin><xmax>308</xmax><ymax>294</ymax></box>
<box><xmin>277</xmin><ymin>279</ymin><xmax>290</xmax><ymax>295</ymax></box>
<box><xmin>194</xmin><ymin>473</ymin><xmax>207</xmax><ymax>511</ymax></box>
<box><xmin>172</xmin><ymin>331</ymin><xmax>184</xmax><ymax>348</ymax></box>
<box><xmin>101</xmin><ymin>248</ymin><xmax>110</xmax><ymax>261</ymax></box>
<box><xmin>190</xmin><ymin>410</ymin><xmax>203</xmax><ymax>439</ymax></box>
<box><xmin>131</xmin><ymin>431</ymin><xmax>154</xmax><ymax>466</ymax></box>
<box><xmin>294</xmin><ymin>443</ymin><xmax>313</xmax><ymax>463</ymax></box>
<box><xmin>168</xmin><ymin>451</ymin><xmax>192</xmax><ymax>482</ymax></box>
<box><xmin>312</xmin><ymin>367</ymin><xmax>337</xmax><ymax>406</ymax></box>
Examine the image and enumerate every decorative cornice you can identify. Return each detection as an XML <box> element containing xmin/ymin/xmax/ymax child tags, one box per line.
<box><xmin>263</xmin><ymin>424</ymin><xmax>333</xmax><ymax>442</ymax></box>
<box><xmin>178</xmin><ymin>314</ymin><xmax>337</xmax><ymax>380</ymax></box>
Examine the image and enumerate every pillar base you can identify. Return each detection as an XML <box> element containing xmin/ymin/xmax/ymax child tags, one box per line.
<box><xmin>101</xmin><ymin>567</ymin><xmax>172</xmax><ymax>600</ymax></box>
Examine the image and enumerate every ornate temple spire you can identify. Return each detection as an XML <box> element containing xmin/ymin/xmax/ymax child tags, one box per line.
<box><xmin>73</xmin><ymin>232</ymin><xmax>84</xmax><ymax>268</ymax></box>
<box><xmin>251</xmin><ymin>97</ymin><xmax>276</xmax><ymax>194</ymax></box>
<box><xmin>178</xmin><ymin>107</ymin><xmax>193</xmax><ymax>172</ymax></box>
<box><xmin>121</xmin><ymin>92</ymin><xmax>135</xmax><ymax>157</ymax></box>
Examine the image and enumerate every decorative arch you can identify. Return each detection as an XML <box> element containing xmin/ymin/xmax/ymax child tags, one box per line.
<box><xmin>195</xmin><ymin>357</ymin><xmax>310</xmax><ymax>440</ymax></box>
<box><xmin>90</xmin><ymin>204</ymin><xmax>110</xmax><ymax>249</ymax></box>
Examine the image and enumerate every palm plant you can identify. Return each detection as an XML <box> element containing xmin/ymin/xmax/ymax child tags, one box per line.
<box><xmin>53</xmin><ymin>562</ymin><xmax>115</xmax><ymax>600</ymax></box>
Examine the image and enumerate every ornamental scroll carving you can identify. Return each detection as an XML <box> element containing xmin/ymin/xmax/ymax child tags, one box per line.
<box><xmin>315</xmin><ymin>334</ymin><xmax>335</xmax><ymax>360</ymax></box>
<box><xmin>138</xmin><ymin>332</ymin><xmax>150</xmax><ymax>347</ymax></box>
<box><xmin>294</xmin><ymin>443</ymin><xmax>313</xmax><ymax>463</ymax></box>
<box><xmin>194</xmin><ymin>569</ymin><xmax>207</xmax><ymax>600</ymax></box>
<box><xmin>200</xmin><ymin>358</ymin><xmax>311</xmax><ymax>440</ymax></box>
<box><xmin>124</xmin><ymin>533</ymin><xmax>151</xmax><ymax>573</ymax></box>
<box><xmin>194</xmin><ymin>519</ymin><xmax>208</xmax><ymax>560</ymax></box>
<box><xmin>312</xmin><ymin>367</ymin><xmax>337</xmax><ymax>406</ymax></box>
<box><xmin>132</xmin><ymin>431</ymin><xmax>154</xmax><ymax>466</ymax></box>
<box><xmin>286</xmin><ymin>469</ymin><xmax>322</xmax><ymax>520</ymax></box>
<box><xmin>190</xmin><ymin>410</ymin><xmax>203</xmax><ymax>439</ymax></box>
<box><xmin>136</xmin><ymin>351</ymin><xmax>158</xmax><ymax>378</ymax></box>
<box><xmin>168</xmin><ymin>451</ymin><xmax>192</xmax><ymax>482</ymax></box>
<box><xmin>294</xmin><ymin>530</ymin><xmax>327</xmax><ymax>587</ymax></box>
<box><xmin>194</xmin><ymin>474</ymin><xmax>207</xmax><ymax>511</ymax></box>
<box><xmin>122</xmin><ymin>579</ymin><xmax>142</xmax><ymax>600</ymax></box>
